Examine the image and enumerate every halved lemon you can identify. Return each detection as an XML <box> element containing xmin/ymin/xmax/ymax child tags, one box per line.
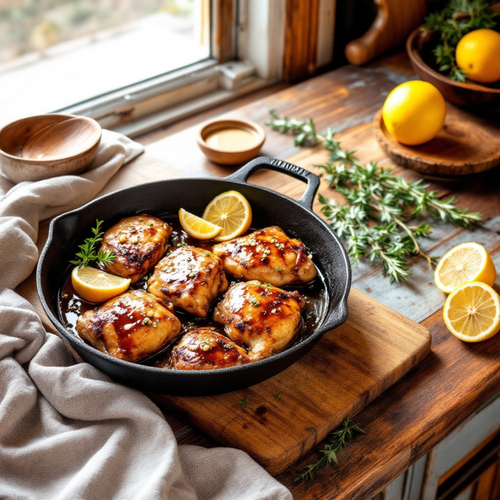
<box><xmin>434</xmin><ymin>242</ymin><xmax>496</xmax><ymax>294</ymax></box>
<box><xmin>71</xmin><ymin>266</ymin><xmax>131</xmax><ymax>303</ymax></box>
<box><xmin>202</xmin><ymin>190</ymin><xmax>252</xmax><ymax>242</ymax></box>
<box><xmin>179</xmin><ymin>208</ymin><xmax>222</xmax><ymax>240</ymax></box>
<box><xmin>443</xmin><ymin>281</ymin><xmax>500</xmax><ymax>343</ymax></box>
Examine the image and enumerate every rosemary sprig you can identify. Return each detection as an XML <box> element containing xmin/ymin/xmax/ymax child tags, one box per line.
<box><xmin>266</xmin><ymin>111</ymin><xmax>482</xmax><ymax>282</ymax></box>
<box><xmin>422</xmin><ymin>0</ymin><xmax>498</xmax><ymax>81</ymax></box>
<box><xmin>70</xmin><ymin>219</ymin><xmax>115</xmax><ymax>268</ymax></box>
<box><xmin>294</xmin><ymin>417</ymin><xmax>365</xmax><ymax>482</ymax></box>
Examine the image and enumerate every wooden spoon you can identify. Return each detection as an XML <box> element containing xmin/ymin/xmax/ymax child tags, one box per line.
<box><xmin>22</xmin><ymin>117</ymin><xmax>101</xmax><ymax>160</ymax></box>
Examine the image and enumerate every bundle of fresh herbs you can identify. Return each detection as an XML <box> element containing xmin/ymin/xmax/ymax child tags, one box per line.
<box><xmin>266</xmin><ymin>110</ymin><xmax>482</xmax><ymax>283</ymax></box>
<box><xmin>422</xmin><ymin>0</ymin><xmax>498</xmax><ymax>81</ymax></box>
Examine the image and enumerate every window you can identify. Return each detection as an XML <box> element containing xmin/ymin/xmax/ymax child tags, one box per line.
<box><xmin>0</xmin><ymin>0</ymin><xmax>336</xmax><ymax>137</ymax></box>
<box><xmin>0</xmin><ymin>0</ymin><xmax>212</xmax><ymax>126</ymax></box>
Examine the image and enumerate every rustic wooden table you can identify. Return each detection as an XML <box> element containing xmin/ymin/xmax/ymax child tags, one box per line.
<box><xmin>136</xmin><ymin>51</ymin><xmax>500</xmax><ymax>499</ymax></box>
<box><xmin>21</xmin><ymin>51</ymin><xmax>500</xmax><ymax>499</ymax></box>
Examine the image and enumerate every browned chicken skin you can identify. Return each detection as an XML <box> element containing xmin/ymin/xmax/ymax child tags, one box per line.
<box><xmin>213</xmin><ymin>280</ymin><xmax>306</xmax><ymax>360</ymax></box>
<box><xmin>76</xmin><ymin>290</ymin><xmax>181</xmax><ymax>363</ymax></box>
<box><xmin>147</xmin><ymin>245</ymin><xmax>228</xmax><ymax>317</ymax></box>
<box><xmin>170</xmin><ymin>327</ymin><xmax>250</xmax><ymax>370</ymax></box>
<box><xmin>212</xmin><ymin>226</ymin><xmax>317</xmax><ymax>287</ymax></box>
<box><xmin>99</xmin><ymin>214</ymin><xmax>172</xmax><ymax>284</ymax></box>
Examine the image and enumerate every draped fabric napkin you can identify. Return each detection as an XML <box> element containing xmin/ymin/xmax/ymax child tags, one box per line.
<box><xmin>0</xmin><ymin>130</ymin><xmax>292</xmax><ymax>500</ymax></box>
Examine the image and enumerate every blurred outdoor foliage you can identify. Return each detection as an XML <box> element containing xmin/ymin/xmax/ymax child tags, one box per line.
<box><xmin>0</xmin><ymin>0</ymin><xmax>193</xmax><ymax>65</ymax></box>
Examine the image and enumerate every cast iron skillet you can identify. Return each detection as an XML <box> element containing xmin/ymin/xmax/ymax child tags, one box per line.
<box><xmin>37</xmin><ymin>157</ymin><xmax>351</xmax><ymax>396</ymax></box>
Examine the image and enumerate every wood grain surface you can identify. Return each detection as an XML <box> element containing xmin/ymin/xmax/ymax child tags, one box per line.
<box><xmin>283</xmin><ymin>0</ymin><xmax>320</xmax><ymax>81</ymax></box>
<box><xmin>21</xmin><ymin>117</ymin><xmax>100</xmax><ymax>160</ymax></box>
<box><xmin>212</xmin><ymin>0</ymin><xmax>235</xmax><ymax>63</ymax></box>
<box><xmin>407</xmin><ymin>25</ymin><xmax>500</xmax><ymax>113</ymax></box>
<box><xmin>136</xmin><ymin>51</ymin><xmax>500</xmax><ymax>498</ymax></box>
<box><xmin>373</xmin><ymin>105</ymin><xmax>500</xmax><ymax>179</ymax></box>
<box><xmin>345</xmin><ymin>0</ymin><xmax>426</xmax><ymax>66</ymax></box>
<box><xmin>151</xmin><ymin>288</ymin><xmax>431</xmax><ymax>475</ymax></box>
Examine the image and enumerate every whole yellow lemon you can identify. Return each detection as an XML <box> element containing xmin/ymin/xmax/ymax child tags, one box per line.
<box><xmin>382</xmin><ymin>81</ymin><xmax>446</xmax><ymax>146</ymax></box>
<box><xmin>456</xmin><ymin>29</ymin><xmax>500</xmax><ymax>84</ymax></box>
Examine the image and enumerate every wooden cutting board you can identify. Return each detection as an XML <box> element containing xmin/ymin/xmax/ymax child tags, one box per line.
<box><xmin>150</xmin><ymin>287</ymin><xmax>431</xmax><ymax>475</ymax></box>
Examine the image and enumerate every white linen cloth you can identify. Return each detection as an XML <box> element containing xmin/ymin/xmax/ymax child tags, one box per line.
<box><xmin>0</xmin><ymin>130</ymin><xmax>292</xmax><ymax>500</ymax></box>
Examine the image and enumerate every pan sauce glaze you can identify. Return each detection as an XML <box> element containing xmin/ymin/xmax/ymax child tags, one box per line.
<box><xmin>58</xmin><ymin>217</ymin><xmax>327</xmax><ymax>368</ymax></box>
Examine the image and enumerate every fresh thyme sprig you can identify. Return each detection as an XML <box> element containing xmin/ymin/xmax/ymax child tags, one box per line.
<box><xmin>294</xmin><ymin>417</ymin><xmax>365</xmax><ymax>482</ymax></box>
<box><xmin>422</xmin><ymin>0</ymin><xmax>498</xmax><ymax>82</ymax></box>
<box><xmin>70</xmin><ymin>219</ymin><xmax>115</xmax><ymax>268</ymax></box>
<box><xmin>267</xmin><ymin>110</ymin><xmax>341</xmax><ymax>152</ymax></box>
<box><xmin>266</xmin><ymin>111</ymin><xmax>482</xmax><ymax>282</ymax></box>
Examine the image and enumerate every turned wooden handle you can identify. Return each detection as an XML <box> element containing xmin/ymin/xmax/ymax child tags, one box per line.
<box><xmin>345</xmin><ymin>0</ymin><xmax>427</xmax><ymax>66</ymax></box>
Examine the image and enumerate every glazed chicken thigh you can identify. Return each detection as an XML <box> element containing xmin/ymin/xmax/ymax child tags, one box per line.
<box><xmin>170</xmin><ymin>327</ymin><xmax>250</xmax><ymax>370</ymax></box>
<box><xmin>147</xmin><ymin>246</ymin><xmax>228</xmax><ymax>317</ymax></box>
<box><xmin>212</xmin><ymin>226</ymin><xmax>317</xmax><ymax>287</ymax></box>
<box><xmin>99</xmin><ymin>214</ymin><xmax>172</xmax><ymax>284</ymax></box>
<box><xmin>213</xmin><ymin>280</ymin><xmax>306</xmax><ymax>360</ymax></box>
<box><xmin>76</xmin><ymin>290</ymin><xmax>181</xmax><ymax>363</ymax></box>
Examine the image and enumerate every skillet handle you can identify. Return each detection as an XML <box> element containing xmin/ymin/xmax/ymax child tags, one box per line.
<box><xmin>322</xmin><ymin>300</ymin><xmax>349</xmax><ymax>333</ymax></box>
<box><xmin>225</xmin><ymin>156</ymin><xmax>320</xmax><ymax>210</ymax></box>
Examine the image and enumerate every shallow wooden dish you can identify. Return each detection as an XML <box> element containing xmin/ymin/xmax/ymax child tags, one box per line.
<box><xmin>407</xmin><ymin>26</ymin><xmax>500</xmax><ymax>113</ymax></box>
<box><xmin>373</xmin><ymin>106</ymin><xmax>500</xmax><ymax>179</ymax></box>
<box><xmin>0</xmin><ymin>114</ymin><xmax>101</xmax><ymax>183</ymax></box>
<box><xmin>197</xmin><ymin>118</ymin><xmax>265</xmax><ymax>165</ymax></box>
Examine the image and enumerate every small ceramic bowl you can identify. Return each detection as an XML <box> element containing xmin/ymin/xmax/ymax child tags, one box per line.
<box><xmin>0</xmin><ymin>114</ymin><xmax>101</xmax><ymax>184</ymax></box>
<box><xmin>197</xmin><ymin>118</ymin><xmax>265</xmax><ymax>165</ymax></box>
<box><xmin>407</xmin><ymin>26</ymin><xmax>500</xmax><ymax>113</ymax></box>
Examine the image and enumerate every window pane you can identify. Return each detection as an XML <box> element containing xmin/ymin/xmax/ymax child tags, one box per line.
<box><xmin>0</xmin><ymin>0</ymin><xmax>211</xmax><ymax>124</ymax></box>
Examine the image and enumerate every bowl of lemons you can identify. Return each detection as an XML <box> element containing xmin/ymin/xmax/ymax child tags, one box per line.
<box><xmin>407</xmin><ymin>25</ymin><xmax>500</xmax><ymax>113</ymax></box>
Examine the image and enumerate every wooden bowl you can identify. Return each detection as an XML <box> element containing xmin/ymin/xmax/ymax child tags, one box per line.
<box><xmin>373</xmin><ymin>106</ymin><xmax>500</xmax><ymax>179</ymax></box>
<box><xmin>197</xmin><ymin>118</ymin><xmax>265</xmax><ymax>165</ymax></box>
<box><xmin>0</xmin><ymin>114</ymin><xmax>101</xmax><ymax>183</ymax></box>
<box><xmin>406</xmin><ymin>26</ymin><xmax>500</xmax><ymax>113</ymax></box>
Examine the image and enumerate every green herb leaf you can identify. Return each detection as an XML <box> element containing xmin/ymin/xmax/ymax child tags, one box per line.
<box><xmin>70</xmin><ymin>220</ymin><xmax>115</xmax><ymax>268</ymax></box>
<box><xmin>423</xmin><ymin>0</ymin><xmax>498</xmax><ymax>81</ymax></box>
<box><xmin>294</xmin><ymin>417</ymin><xmax>365</xmax><ymax>482</ymax></box>
<box><xmin>266</xmin><ymin>111</ymin><xmax>482</xmax><ymax>282</ymax></box>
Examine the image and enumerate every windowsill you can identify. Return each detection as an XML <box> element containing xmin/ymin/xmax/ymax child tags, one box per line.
<box><xmin>111</xmin><ymin>75</ymin><xmax>270</xmax><ymax>138</ymax></box>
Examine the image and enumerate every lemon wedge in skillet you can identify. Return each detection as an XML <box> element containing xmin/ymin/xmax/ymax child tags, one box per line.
<box><xmin>202</xmin><ymin>190</ymin><xmax>252</xmax><ymax>242</ymax></box>
<box><xmin>71</xmin><ymin>266</ymin><xmax>131</xmax><ymax>303</ymax></box>
<box><xmin>179</xmin><ymin>208</ymin><xmax>223</xmax><ymax>240</ymax></box>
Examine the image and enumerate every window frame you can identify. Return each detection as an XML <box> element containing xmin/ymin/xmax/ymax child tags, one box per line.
<box><xmin>57</xmin><ymin>0</ymin><xmax>335</xmax><ymax>137</ymax></box>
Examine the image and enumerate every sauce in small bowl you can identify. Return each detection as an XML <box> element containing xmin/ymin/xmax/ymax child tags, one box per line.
<box><xmin>197</xmin><ymin>118</ymin><xmax>265</xmax><ymax>165</ymax></box>
<box><xmin>204</xmin><ymin>127</ymin><xmax>259</xmax><ymax>152</ymax></box>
